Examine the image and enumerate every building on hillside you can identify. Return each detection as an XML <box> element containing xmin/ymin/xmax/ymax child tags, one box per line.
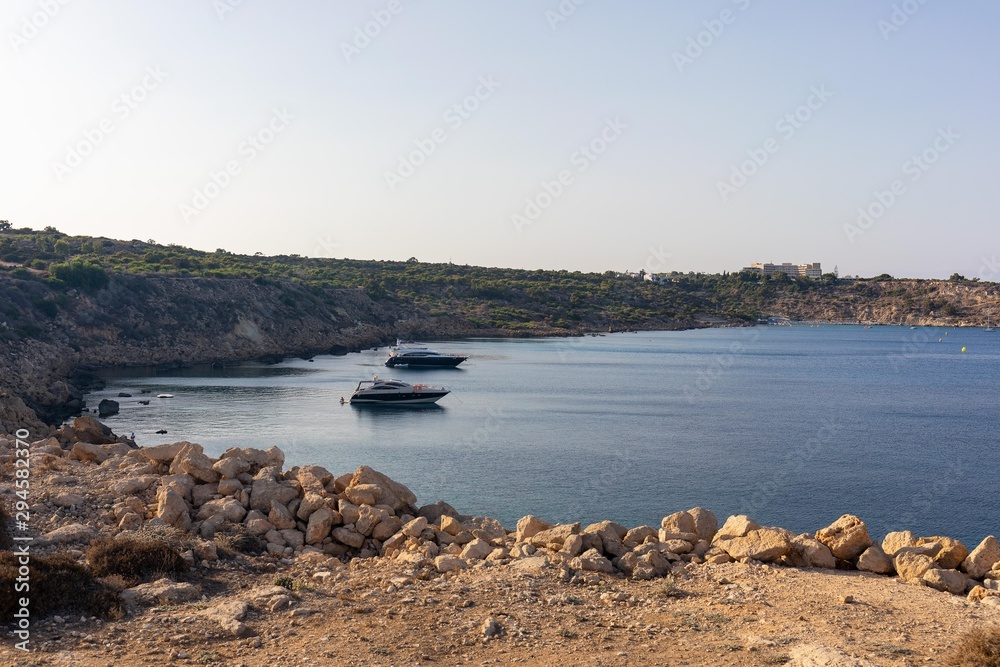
<box><xmin>741</xmin><ymin>262</ymin><xmax>822</xmax><ymax>279</ymax></box>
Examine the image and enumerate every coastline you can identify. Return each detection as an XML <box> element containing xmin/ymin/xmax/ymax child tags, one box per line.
<box><xmin>2</xmin><ymin>423</ymin><xmax>998</xmax><ymax>664</ymax></box>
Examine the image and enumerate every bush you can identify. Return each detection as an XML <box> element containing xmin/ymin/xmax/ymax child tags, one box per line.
<box><xmin>215</xmin><ymin>527</ymin><xmax>266</xmax><ymax>557</ymax></box>
<box><xmin>85</xmin><ymin>536</ymin><xmax>187</xmax><ymax>581</ymax></box>
<box><xmin>946</xmin><ymin>627</ymin><xmax>1000</xmax><ymax>666</ymax></box>
<box><xmin>0</xmin><ymin>552</ymin><xmax>124</xmax><ymax>620</ymax></box>
<box><xmin>50</xmin><ymin>261</ymin><xmax>109</xmax><ymax>292</ymax></box>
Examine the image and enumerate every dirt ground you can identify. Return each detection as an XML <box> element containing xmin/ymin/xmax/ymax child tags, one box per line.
<box><xmin>4</xmin><ymin>552</ymin><xmax>999</xmax><ymax>667</ymax></box>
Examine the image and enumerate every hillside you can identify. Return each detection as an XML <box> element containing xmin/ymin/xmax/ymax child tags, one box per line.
<box><xmin>0</xmin><ymin>226</ymin><xmax>998</xmax><ymax>430</ymax></box>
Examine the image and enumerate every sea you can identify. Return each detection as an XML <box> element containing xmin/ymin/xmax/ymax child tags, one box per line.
<box><xmin>85</xmin><ymin>325</ymin><xmax>1000</xmax><ymax>546</ymax></box>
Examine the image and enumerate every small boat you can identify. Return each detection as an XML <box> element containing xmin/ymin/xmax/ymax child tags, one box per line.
<box><xmin>157</xmin><ymin>394</ymin><xmax>174</xmax><ymax>398</ymax></box>
<box><xmin>385</xmin><ymin>341</ymin><xmax>467</xmax><ymax>368</ymax></box>
<box><xmin>349</xmin><ymin>377</ymin><xmax>449</xmax><ymax>405</ymax></box>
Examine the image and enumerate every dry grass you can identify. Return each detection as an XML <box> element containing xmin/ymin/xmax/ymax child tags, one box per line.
<box><xmin>86</xmin><ymin>535</ymin><xmax>187</xmax><ymax>581</ymax></box>
<box><xmin>946</xmin><ymin>627</ymin><xmax>1000</xmax><ymax>667</ymax></box>
<box><xmin>0</xmin><ymin>552</ymin><xmax>124</xmax><ymax>620</ymax></box>
<box><xmin>215</xmin><ymin>526</ymin><xmax>266</xmax><ymax>556</ymax></box>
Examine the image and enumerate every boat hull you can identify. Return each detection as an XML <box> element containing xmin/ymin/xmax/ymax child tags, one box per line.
<box><xmin>385</xmin><ymin>356</ymin><xmax>466</xmax><ymax>368</ymax></box>
<box><xmin>350</xmin><ymin>391</ymin><xmax>449</xmax><ymax>405</ymax></box>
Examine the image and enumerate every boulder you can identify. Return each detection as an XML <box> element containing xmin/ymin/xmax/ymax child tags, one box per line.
<box><xmin>306</xmin><ymin>508</ymin><xmax>335</xmax><ymax>544</ymax></box>
<box><xmin>572</xmin><ymin>548</ymin><xmax>615</xmax><ymax>573</ymax></box>
<box><xmin>97</xmin><ymin>399</ymin><xmax>120</xmax><ymax>417</ymax></box>
<box><xmin>661</xmin><ymin>510</ymin><xmax>696</xmax><ymax>535</ymax></box>
<box><xmin>401</xmin><ymin>516</ymin><xmax>429</xmax><ymax>538</ymax></box>
<box><xmin>894</xmin><ymin>550</ymin><xmax>937</xmax><ymax>584</ymax></box>
<box><xmin>461</xmin><ymin>538</ymin><xmax>494</xmax><ymax>560</ymax></box>
<box><xmin>856</xmin><ymin>543</ymin><xmax>894</xmax><ymax>575</ymax></box>
<box><xmin>917</xmin><ymin>536</ymin><xmax>969</xmax><ymax>570</ymax></box>
<box><xmin>355</xmin><ymin>505</ymin><xmax>386</xmax><ymax>537</ymax></box>
<box><xmin>922</xmin><ymin>568</ymin><xmax>968</xmax><ymax>595</ymax></box>
<box><xmin>212</xmin><ymin>457</ymin><xmax>250</xmax><ymax>480</ymax></box>
<box><xmin>584</xmin><ymin>520</ymin><xmax>627</xmax><ymax>557</ymax></box>
<box><xmin>815</xmin><ymin>515</ymin><xmax>871</xmax><ymax>561</ymax></box>
<box><xmin>881</xmin><ymin>530</ymin><xmax>917</xmax><ymax>557</ymax></box>
<box><xmin>344</xmin><ymin>483</ymin><xmax>379</xmax><ymax>506</ymax></box>
<box><xmin>249</xmin><ymin>477</ymin><xmax>298</xmax><ymax>512</ymax></box>
<box><xmin>109</xmin><ymin>476</ymin><xmax>158</xmax><ymax>495</ymax></box>
<box><xmin>659</xmin><ymin>539</ymin><xmax>694</xmax><ymax>555</ymax></box>
<box><xmin>713</xmin><ymin>515</ymin><xmax>761</xmax><ymax>542</ymax></box>
<box><xmin>560</xmin><ymin>534</ymin><xmax>584</xmax><ymax>557</ymax></box>
<box><xmin>202</xmin><ymin>599</ymin><xmax>253</xmax><ymax>638</ymax></box>
<box><xmin>279</xmin><ymin>529</ymin><xmax>304</xmax><ymax>549</ymax></box>
<box><xmin>623</xmin><ymin>525</ymin><xmax>658</xmax><ymax>549</ymax></box>
<box><xmin>331</xmin><ymin>526</ymin><xmax>365</xmax><ymax>549</ymax></box>
<box><xmin>160</xmin><ymin>473</ymin><xmax>196</xmax><ymax>501</ymax></box>
<box><xmin>510</xmin><ymin>556</ymin><xmax>549</xmax><ymax>573</ymax></box>
<box><xmin>68</xmin><ymin>441</ymin><xmax>111</xmax><ymax>464</ymax></box>
<box><xmin>41</xmin><ymin>523</ymin><xmax>95</xmax><ymax>544</ymax></box>
<box><xmin>52</xmin><ymin>492</ymin><xmax>86</xmax><ymax>508</ymax></box>
<box><xmin>688</xmin><ymin>507</ymin><xmax>719</xmax><ymax>542</ymax></box>
<box><xmin>435</xmin><ymin>555</ymin><xmax>470</xmax><ymax>573</ymax></box>
<box><xmin>716</xmin><ymin>527</ymin><xmax>792</xmax><ymax>563</ymax></box>
<box><xmin>296</xmin><ymin>492</ymin><xmax>328</xmax><ymax>521</ymax></box>
<box><xmin>962</xmin><ymin>536</ymin><xmax>1000</xmax><ymax>579</ymax></box>
<box><xmin>142</xmin><ymin>442</ymin><xmax>188</xmax><ymax>464</ymax></box>
<box><xmin>118</xmin><ymin>513</ymin><xmax>142</xmax><ymax>531</ymax></box>
<box><xmin>338</xmin><ymin>500</ymin><xmax>361</xmax><ymax>525</ymax></box>
<box><xmin>268</xmin><ymin>501</ymin><xmax>296</xmax><ymax>530</ymax></box>
<box><xmin>516</xmin><ymin>515</ymin><xmax>552</xmax><ymax>543</ymax></box>
<box><xmin>219</xmin><ymin>446</ymin><xmax>284</xmax><ymax>473</ymax></box>
<box><xmin>418</xmin><ymin>501</ymin><xmax>461</xmax><ymax>524</ymax></box>
<box><xmin>197</xmin><ymin>497</ymin><xmax>247</xmax><ymax>523</ymax></box>
<box><xmin>297</xmin><ymin>465</ymin><xmax>334</xmax><ymax>492</ymax></box>
<box><xmin>156</xmin><ymin>486</ymin><xmax>192</xmax><ymax>531</ymax></box>
<box><xmin>218</xmin><ymin>478</ymin><xmax>243</xmax><ymax>496</ymax></box>
<box><xmin>529</xmin><ymin>523</ymin><xmax>581</xmax><ymax>550</ymax></box>
<box><xmin>169</xmin><ymin>443</ymin><xmax>220</xmax><ymax>483</ymax></box>
<box><xmin>788</xmin><ymin>534</ymin><xmax>836</xmax><ymax>569</ymax></box>
<box><xmin>191</xmin><ymin>483</ymin><xmax>219</xmax><ymax>508</ymax></box>
<box><xmin>440</xmin><ymin>514</ymin><xmax>463</xmax><ymax>536</ymax></box>
<box><xmin>72</xmin><ymin>416</ymin><xmax>117</xmax><ymax>444</ymax></box>
<box><xmin>348</xmin><ymin>466</ymin><xmax>417</xmax><ymax>511</ymax></box>
<box><xmin>121</xmin><ymin>578</ymin><xmax>200</xmax><ymax>609</ymax></box>
<box><xmin>372</xmin><ymin>515</ymin><xmax>402</xmax><ymax>541</ymax></box>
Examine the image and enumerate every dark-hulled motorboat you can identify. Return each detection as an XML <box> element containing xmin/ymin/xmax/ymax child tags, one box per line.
<box><xmin>348</xmin><ymin>377</ymin><xmax>450</xmax><ymax>405</ymax></box>
<box><xmin>384</xmin><ymin>341</ymin><xmax>467</xmax><ymax>368</ymax></box>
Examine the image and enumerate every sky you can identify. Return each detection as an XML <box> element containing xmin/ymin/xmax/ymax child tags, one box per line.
<box><xmin>1</xmin><ymin>1</ymin><xmax>998</xmax><ymax>279</ymax></box>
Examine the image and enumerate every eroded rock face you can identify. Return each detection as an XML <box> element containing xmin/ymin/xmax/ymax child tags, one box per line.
<box><xmin>917</xmin><ymin>536</ymin><xmax>969</xmax><ymax>570</ymax></box>
<box><xmin>894</xmin><ymin>550</ymin><xmax>937</xmax><ymax>584</ymax></box>
<box><xmin>72</xmin><ymin>416</ymin><xmax>117</xmax><ymax>444</ymax></box>
<box><xmin>815</xmin><ymin>515</ymin><xmax>871</xmax><ymax>561</ymax></box>
<box><xmin>716</xmin><ymin>528</ymin><xmax>792</xmax><ymax>563</ymax></box>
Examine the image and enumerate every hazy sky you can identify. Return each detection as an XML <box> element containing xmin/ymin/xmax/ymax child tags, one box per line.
<box><xmin>2</xmin><ymin>1</ymin><xmax>997</xmax><ymax>278</ymax></box>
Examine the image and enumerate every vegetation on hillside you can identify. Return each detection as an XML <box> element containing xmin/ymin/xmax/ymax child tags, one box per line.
<box><xmin>0</xmin><ymin>226</ymin><xmax>996</xmax><ymax>344</ymax></box>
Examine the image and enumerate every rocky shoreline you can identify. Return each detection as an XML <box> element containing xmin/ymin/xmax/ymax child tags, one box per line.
<box><xmin>2</xmin><ymin>418</ymin><xmax>998</xmax><ymax>664</ymax></box>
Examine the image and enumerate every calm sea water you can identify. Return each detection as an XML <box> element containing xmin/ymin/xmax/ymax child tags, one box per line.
<box><xmin>86</xmin><ymin>326</ymin><xmax>999</xmax><ymax>546</ymax></box>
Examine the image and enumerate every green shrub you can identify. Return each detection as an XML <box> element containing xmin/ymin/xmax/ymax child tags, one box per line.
<box><xmin>50</xmin><ymin>261</ymin><xmax>109</xmax><ymax>291</ymax></box>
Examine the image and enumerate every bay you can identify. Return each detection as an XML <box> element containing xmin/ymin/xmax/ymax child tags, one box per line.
<box><xmin>87</xmin><ymin>325</ymin><xmax>1000</xmax><ymax>546</ymax></box>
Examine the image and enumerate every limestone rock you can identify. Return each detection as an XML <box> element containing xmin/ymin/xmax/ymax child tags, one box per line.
<box><xmin>191</xmin><ymin>483</ymin><xmax>219</xmax><ymax>508</ymax></box>
<box><xmin>344</xmin><ymin>483</ymin><xmax>379</xmax><ymax>506</ymax></box>
<box><xmin>688</xmin><ymin>507</ymin><xmax>719</xmax><ymax>542</ymax></box>
<box><xmin>962</xmin><ymin>536</ymin><xmax>1000</xmax><ymax>579</ymax></box>
<box><xmin>42</xmin><ymin>523</ymin><xmax>95</xmax><ymax>544</ymax></box>
<box><xmin>212</xmin><ymin>457</ymin><xmax>250</xmax><ymax>480</ymax></box>
<box><xmin>789</xmin><ymin>534</ymin><xmax>836</xmax><ymax>569</ymax></box>
<box><xmin>52</xmin><ymin>492</ymin><xmax>86</xmax><ymax>508</ymax></box>
<box><xmin>623</xmin><ymin>525</ymin><xmax>658</xmax><ymax>549</ymax></box>
<box><xmin>296</xmin><ymin>492</ymin><xmax>327</xmax><ymax>522</ymax></box>
<box><xmin>218</xmin><ymin>478</ymin><xmax>243</xmax><ymax>496</ymax></box>
<box><xmin>417</xmin><ymin>500</ymin><xmax>461</xmax><ymax>524</ymax></box>
<box><xmin>922</xmin><ymin>567</ymin><xmax>967</xmax><ymax>595</ymax></box>
<box><xmin>118</xmin><ymin>512</ymin><xmax>142</xmax><ymax>531</ymax></box>
<box><xmin>881</xmin><ymin>530</ymin><xmax>917</xmax><ymax>557</ymax></box>
<box><xmin>160</xmin><ymin>473</ymin><xmax>196</xmax><ymax>501</ymax></box>
<box><xmin>510</xmin><ymin>556</ymin><xmax>549</xmax><ymax>573</ymax></box>
<box><xmin>110</xmin><ymin>476</ymin><xmax>158</xmax><ymax>495</ymax></box>
<box><xmin>142</xmin><ymin>442</ymin><xmax>188</xmax><ymax>464</ymax></box>
<box><xmin>716</xmin><ymin>527</ymin><xmax>792</xmax><ymax>563</ymax></box>
<box><xmin>461</xmin><ymin>538</ymin><xmax>494</xmax><ymax>560</ymax></box>
<box><xmin>856</xmin><ymin>543</ymin><xmax>894</xmax><ymax>575</ymax></box>
<box><xmin>348</xmin><ymin>466</ymin><xmax>417</xmax><ymax>511</ymax></box>
<box><xmin>121</xmin><ymin>578</ymin><xmax>200</xmax><ymax>609</ymax></box>
<box><xmin>249</xmin><ymin>477</ymin><xmax>298</xmax><ymax>512</ymax></box>
<box><xmin>894</xmin><ymin>550</ymin><xmax>936</xmax><ymax>584</ymax></box>
<box><xmin>280</xmin><ymin>529</ymin><xmax>304</xmax><ymax>549</ymax></box>
<box><xmin>306</xmin><ymin>508</ymin><xmax>335</xmax><ymax>545</ymax></box>
<box><xmin>516</xmin><ymin>515</ymin><xmax>551</xmax><ymax>543</ymax></box>
<box><xmin>917</xmin><ymin>536</ymin><xmax>969</xmax><ymax>570</ymax></box>
<box><xmin>713</xmin><ymin>515</ymin><xmax>761</xmax><ymax>542</ymax></box>
<box><xmin>435</xmin><ymin>555</ymin><xmax>470</xmax><ymax>573</ymax></box>
<box><xmin>815</xmin><ymin>514</ymin><xmax>871</xmax><ymax>561</ymax></box>
<box><xmin>72</xmin><ymin>416</ymin><xmax>116</xmax><ymax>444</ymax></box>
<box><xmin>202</xmin><ymin>599</ymin><xmax>253</xmax><ymax>638</ymax></box>
<box><xmin>169</xmin><ymin>442</ymin><xmax>220</xmax><ymax>483</ymax></box>
<box><xmin>68</xmin><ymin>441</ymin><xmax>111</xmax><ymax>464</ymax></box>
<box><xmin>268</xmin><ymin>501</ymin><xmax>296</xmax><ymax>530</ymax></box>
<box><xmin>401</xmin><ymin>516</ymin><xmax>429</xmax><ymax>538</ymax></box>
<box><xmin>355</xmin><ymin>505</ymin><xmax>385</xmax><ymax>537</ymax></box>
<box><xmin>156</xmin><ymin>486</ymin><xmax>192</xmax><ymax>531</ymax></box>
<box><xmin>660</xmin><ymin>510</ymin><xmax>696</xmax><ymax>535</ymax></box>
<box><xmin>572</xmin><ymin>548</ymin><xmax>615</xmax><ymax>573</ymax></box>
<box><xmin>787</xmin><ymin>643</ymin><xmax>878</xmax><ymax>667</ymax></box>
<box><xmin>338</xmin><ymin>500</ymin><xmax>361</xmax><ymax>525</ymax></box>
<box><xmin>332</xmin><ymin>526</ymin><xmax>365</xmax><ymax>549</ymax></box>
<box><xmin>529</xmin><ymin>523</ymin><xmax>581</xmax><ymax>550</ymax></box>
<box><xmin>372</xmin><ymin>515</ymin><xmax>401</xmax><ymax>541</ymax></box>
<box><xmin>197</xmin><ymin>497</ymin><xmax>247</xmax><ymax>523</ymax></box>
<box><xmin>440</xmin><ymin>514</ymin><xmax>463</xmax><ymax>536</ymax></box>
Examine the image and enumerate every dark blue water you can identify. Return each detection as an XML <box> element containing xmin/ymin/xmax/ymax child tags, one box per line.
<box><xmin>87</xmin><ymin>326</ymin><xmax>1000</xmax><ymax>546</ymax></box>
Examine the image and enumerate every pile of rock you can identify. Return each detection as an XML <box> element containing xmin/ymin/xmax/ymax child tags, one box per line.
<box><xmin>5</xmin><ymin>425</ymin><xmax>999</xmax><ymax>605</ymax></box>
